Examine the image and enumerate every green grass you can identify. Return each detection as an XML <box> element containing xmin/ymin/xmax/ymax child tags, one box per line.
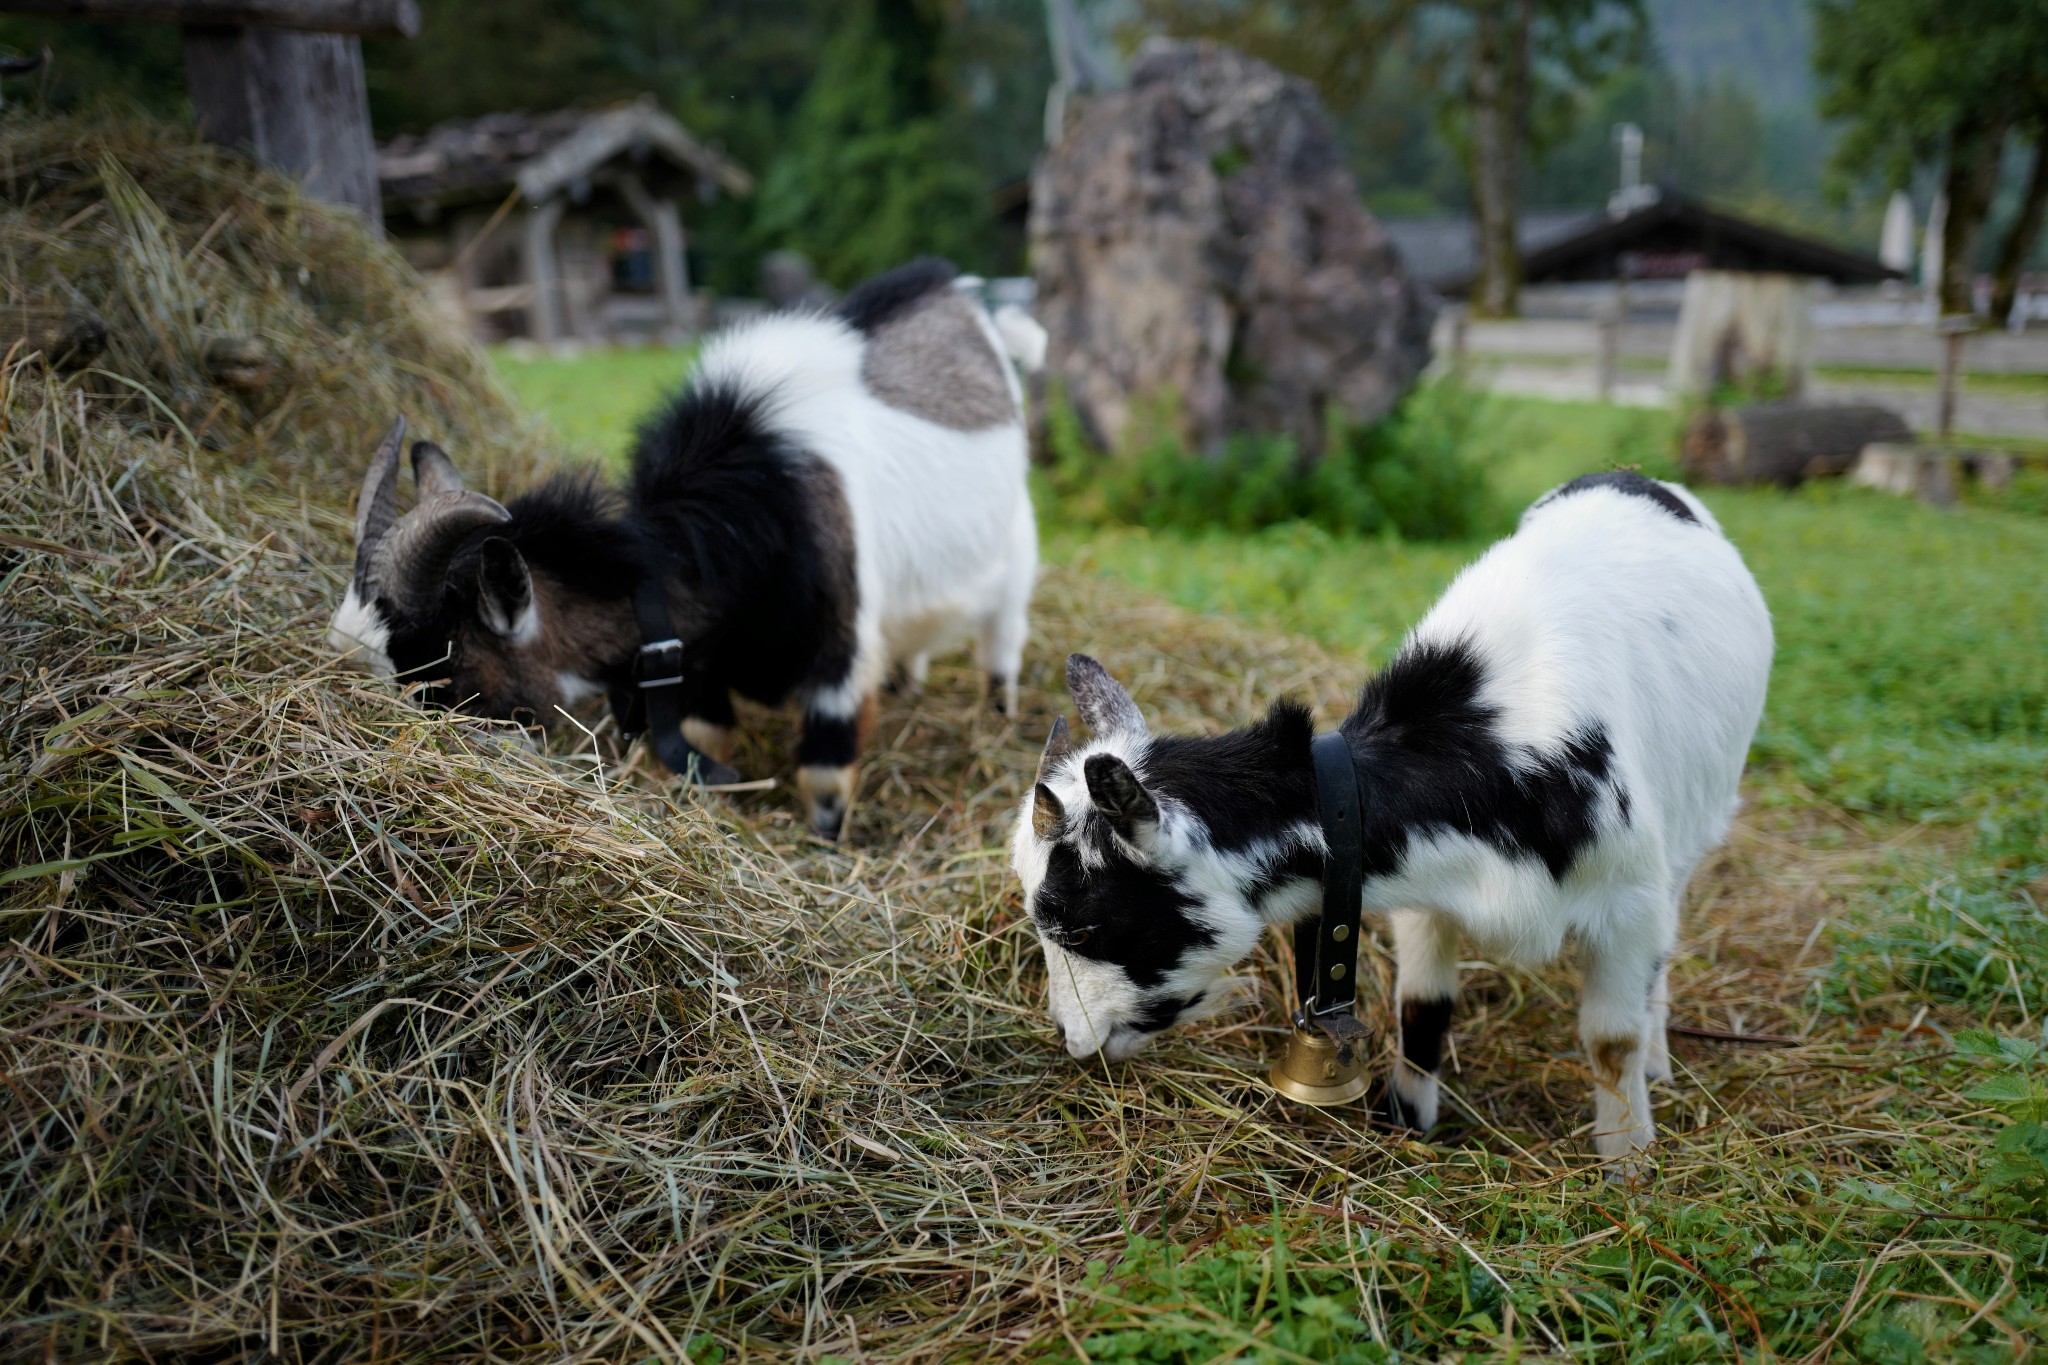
<box><xmin>1816</xmin><ymin>363</ymin><xmax>2048</xmax><ymax>397</ymax></box>
<box><xmin>491</xmin><ymin>351</ymin><xmax>2048</xmax><ymax>1362</ymax></box>
<box><xmin>492</xmin><ymin>343</ymin><xmax>697</xmax><ymax>463</ymax></box>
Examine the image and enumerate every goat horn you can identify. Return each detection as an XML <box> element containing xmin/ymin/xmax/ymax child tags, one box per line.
<box><xmin>411</xmin><ymin>440</ymin><xmax>467</xmax><ymax>499</ymax></box>
<box><xmin>350</xmin><ymin>415</ymin><xmax>407</xmax><ymax>581</ymax></box>
<box><xmin>1037</xmin><ymin>715</ymin><xmax>1071</xmax><ymax>783</ymax></box>
<box><xmin>371</xmin><ymin>490</ymin><xmax>512</xmax><ymax>622</ymax></box>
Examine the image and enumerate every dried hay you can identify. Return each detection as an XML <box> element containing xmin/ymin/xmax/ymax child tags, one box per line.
<box><xmin>0</xmin><ymin>117</ymin><xmax>2002</xmax><ymax>1362</ymax></box>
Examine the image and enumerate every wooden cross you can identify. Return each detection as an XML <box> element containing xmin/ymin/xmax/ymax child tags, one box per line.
<box><xmin>0</xmin><ymin>0</ymin><xmax>418</xmax><ymax>229</ymax></box>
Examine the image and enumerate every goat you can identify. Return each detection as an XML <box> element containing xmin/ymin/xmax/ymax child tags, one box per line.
<box><xmin>1011</xmin><ymin>472</ymin><xmax>1772</xmax><ymax>1162</ymax></box>
<box><xmin>331</xmin><ymin>258</ymin><xmax>1044</xmax><ymax>837</ymax></box>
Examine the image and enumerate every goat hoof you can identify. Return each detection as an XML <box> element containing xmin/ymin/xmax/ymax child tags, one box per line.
<box><xmin>808</xmin><ymin>794</ymin><xmax>846</xmax><ymax>840</ymax></box>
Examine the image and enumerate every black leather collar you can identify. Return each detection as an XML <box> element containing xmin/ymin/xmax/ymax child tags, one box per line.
<box><xmin>610</xmin><ymin>577</ymin><xmax>742</xmax><ymax>787</ymax></box>
<box><xmin>1295</xmin><ymin>732</ymin><xmax>1372</xmax><ymax>1057</ymax></box>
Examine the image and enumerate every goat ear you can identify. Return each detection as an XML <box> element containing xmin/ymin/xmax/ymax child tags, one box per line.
<box><xmin>1067</xmin><ymin>653</ymin><xmax>1146</xmax><ymax>739</ymax></box>
<box><xmin>412</xmin><ymin>440</ymin><xmax>467</xmax><ymax>499</ymax></box>
<box><xmin>1084</xmin><ymin>753</ymin><xmax>1159</xmax><ymax>849</ymax></box>
<box><xmin>1032</xmin><ymin>782</ymin><xmax>1065</xmax><ymax>839</ymax></box>
<box><xmin>475</xmin><ymin>537</ymin><xmax>536</xmax><ymax>642</ymax></box>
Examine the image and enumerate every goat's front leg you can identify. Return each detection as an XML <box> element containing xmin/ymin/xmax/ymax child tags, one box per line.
<box><xmin>1381</xmin><ymin>908</ymin><xmax>1460</xmax><ymax>1132</ymax></box>
<box><xmin>1579</xmin><ymin>905</ymin><xmax>1671</xmax><ymax>1167</ymax></box>
<box><xmin>796</xmin><ymin>690</ymin><xmax>874</xmax><ymax>839</ymax></box>
<box><xmin>679</xmin><ymin>674</ymin><xmax>737</xmax><ymax>766</ymax></box>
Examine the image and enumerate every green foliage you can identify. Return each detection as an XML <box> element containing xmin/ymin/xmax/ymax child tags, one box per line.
<box><xmin>1040</xmin><ymin>380</ymin><xmax>1501</xmax><ymax>541</ymax></box>
<box><xmin>751</xmin><ymin>0</ymin><xmax>994</xmax><ymax>287</ymax></box>
<box><xmin>1955</xmin><ymin>1028</ymin><xmax>2048</xmax><ymax>1220</ymax></box>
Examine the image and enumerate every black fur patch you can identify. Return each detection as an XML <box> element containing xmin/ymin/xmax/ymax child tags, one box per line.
<box><xmin>1539</xmin><ymin>470</ymin><xmax>1699</xmax><ymax>525</ymax></box>
<box><xmin>1140</xmin><ymin>699</ymin><xmax>1318</xmax><ymax>852</ymax></box>
<box><xmin>1342</xmin><ymin>637</ymin><xmax>1618</xmax><ymax>881</ymax></box>
<box><xmin>835</xmin><ymin>257</ymin><xmax>959</xmax><ymax>334</ymax></box>
<box><xmin>1400</xmin><ymin>997</ymin><xmax>1454</xmax><ymax>1075</ymax></box>
<box><xmin>797</xmin><ymin>710</ymin><xmax>860</xmax><ymax>769</ymax></box>
<box><xmin>1032</xmin><ymin>842</ymin><xmax>1214</xmax><ymax>990</ymax></box>
<box><xmin>629</xmin><ymin>383</ymin><xmax>859</xmax><ymax>705</ymax></box>
<box><xmin>1132</xmin><ymin>993</ymin><xmax>1204</xmax><ymax>1034</ymax></box>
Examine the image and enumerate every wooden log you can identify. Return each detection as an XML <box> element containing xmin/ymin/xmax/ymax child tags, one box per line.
<box><xmin>1681</xmin><ymin>401</ymin><xmax>1914</xmax><ymax>487</ymax></box>
<box><xmin>1668</xmin><ymin>270</ymin><xmax>1815</xmax><ymax>398</ymax></box>
<box><xmin>0</xmin><ymin>0</ymin><xmax>419</xmax><ymax>37</ymax></box>
<box><xmin>1850</xmin><ymin>443</ymin><xmax>1959</xmax><ymax>506</ymax></box>
<box><xmin>183</xmin><ymin>25</ymin><xmax>380</xmax><ymax>226</ymax></box>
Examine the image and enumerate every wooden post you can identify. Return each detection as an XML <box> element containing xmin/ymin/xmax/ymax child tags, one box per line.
<box><xmin>520</xmin><ymin>197</ymin><xmax>565</xmax><ymax>344</ymax></box>
<box><xmin>1936</xmin><ymin>314</ymin><xmax>1973</xmax><ymax>442</ymax></box>
<box><xmin>617</xmin><ymin>171</ymin><xmax>692</xmax><ymax>339</ymax></box>
<box><xmin>1595</xmin><ymin>297</ymin><xmax>1619</xmax><ymax>403</ymax></box>
<box><xmin>183</xmin><ymin>26</ymin><xmax>379</xmax><ymax>226</ymax></box>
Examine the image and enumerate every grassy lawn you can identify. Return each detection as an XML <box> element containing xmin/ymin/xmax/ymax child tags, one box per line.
<box><xmin>494</xmin><ymin>342</ymin><xmax>698</xmax><ymax>463</ymax></box>
<box><xmin>491</xmin><ymin>348</ymin><xmax>2048</xmax><ymax>1361</ymax></box>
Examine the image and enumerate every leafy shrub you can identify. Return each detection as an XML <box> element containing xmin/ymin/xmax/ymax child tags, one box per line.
<box><xmin>1954</xmin><ymin>1028</ymin><xmax>2048</xmax><ymax>1222</ymax></box>
<box><xmin>1041</xmin><ymin>380</ymin><xmax>1500</xmax><ymax>541</ymax></box>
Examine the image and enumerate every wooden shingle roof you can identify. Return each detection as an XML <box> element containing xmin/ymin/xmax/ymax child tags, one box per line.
<box><xmin>377</xmin><ymin>98</ymin><xmax>751</xmax><ymax>214</ymax></box>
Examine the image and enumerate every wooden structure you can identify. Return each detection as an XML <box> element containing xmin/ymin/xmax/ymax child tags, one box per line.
<box><xmin>0</xmin><ymin>0</ymin><xmax>418</xmax><ymax>227</ymax></box>
<box><xmin>1384</xmin><ymin>190</ymin><xmax>1900</xmax><ymax>299</ymax></box>
<box><xmin>377</xmin><ymin>101</ymin><xmax>752</xmax><ymax>344</ymax></box>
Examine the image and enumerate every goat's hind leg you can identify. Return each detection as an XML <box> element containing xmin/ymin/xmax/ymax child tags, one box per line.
<box><xmin>975</xmin><ymin>499</ymin><xmax>1035</xmax><ymax>717</ymax></box>
<box><xmin>1579</xmin><ymin>893</ymin><xmax>1672</xmax><ymax>1167</ymax></box>
<box><xmin>1380</xmin><ymin>908</ymin><xmax>1460</xmax><ymax>1132</ymax></box>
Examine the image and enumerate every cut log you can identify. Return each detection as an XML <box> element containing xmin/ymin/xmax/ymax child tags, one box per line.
<box><xmin>1668</xmin><ymin>270</ymin><xmax>1815</xmax><ymax>397</ymax></box>
<box><xmin>1850</xmin><ymin>443</ymin><xmax>1958</xmax><ymax>506</ymax></box>
<box><xmin>1681</xmin><ymin>401</ymin><xmax>1914</xmax><ymax>487</ymax></box>
<box><xmin>0</xmin><ymin>0</ymin><xmax>419</xmax><ymax>38</ymax></box>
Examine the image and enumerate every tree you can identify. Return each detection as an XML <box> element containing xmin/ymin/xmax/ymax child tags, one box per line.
<box><xmin>1139</xmin><ymin>0</ymin><xmax>1646</xmax><ymax>317</ymax></box>
<box><xmin>1814</xmin><ymin>0</ymin><xmax>2048</xmax><ymax>321</ymax></box>
<box><xmin>751</xmin><ymin>0</ymin><xmax>996</xmax><ymax>285</ymax></box>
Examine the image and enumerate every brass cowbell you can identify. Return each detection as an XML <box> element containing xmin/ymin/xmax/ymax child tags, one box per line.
<box><xmin>1269</xmin><ymin>1023</ymin><xmax>1368</xmax><ymax>1107</ymax></box>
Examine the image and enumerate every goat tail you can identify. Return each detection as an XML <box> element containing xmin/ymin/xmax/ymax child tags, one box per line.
<box><xmin>992</xmin><ymin>305</ymin><xmax>1048</xmax><ymax>375</ymax></box>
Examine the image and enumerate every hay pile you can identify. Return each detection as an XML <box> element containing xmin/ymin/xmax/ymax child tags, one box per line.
<box><xmin>0</xmin><ymin>116</ymin><xmax>1978</xmax><ymax>1362</ymax></box>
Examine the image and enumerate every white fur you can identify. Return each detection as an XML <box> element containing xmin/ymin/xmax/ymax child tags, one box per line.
<box><xmin>1014</xmin><ymin>479</ymin><xmax>1772</xmax><ymax>1162</ymax></box>
<box><xmin>690</xmin><ymin>307</ymin><xmax>1038</xmax><ymax>714</ymax></box>
<box><xmin>328</xmin><ymin>584</ymin><xmax>394</xmax><ymax>677</ymax></box>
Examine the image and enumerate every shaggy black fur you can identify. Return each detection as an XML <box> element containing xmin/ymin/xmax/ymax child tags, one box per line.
<box><xmin>627</xmin><ymin>382</ymin><xmax>859</xmax><ymax>705</ymax></box>
<box><xmin>1140</xmin><ymin>699</ymin><xmax>1316</xmax><ymax>852</ymax></box>
<box><xmin>835</xmin><ymin>257</ymin><xmax>959</xmax><ymax>334</ymax></box>
<box><xmin>1539</xmin><ymin>470</ymin><xmax>1699</xmax><ymax>525</ymax></box>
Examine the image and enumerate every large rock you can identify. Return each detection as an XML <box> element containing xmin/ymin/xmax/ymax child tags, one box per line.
<box><xmin>1029</xmin><ymin>39</ymin><xmax>1435</xmax><ymax>456</ymax></box>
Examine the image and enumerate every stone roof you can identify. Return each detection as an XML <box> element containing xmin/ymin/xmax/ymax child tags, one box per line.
<box><xmin>376</xmin><ymin>98</ymin><xmax>751</xmax><ymax>213</ymax></box>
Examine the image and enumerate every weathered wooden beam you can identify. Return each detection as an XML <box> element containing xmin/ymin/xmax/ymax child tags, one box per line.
<box><xmin>183</xmin><ymin>24</ymin><xmax>381</xmax><ymax>227</ymax></box>
<box><xmin>0</xmin><ymin>0</ymin><xmax>419</xmax><ymax>38</ymax></box>
<box><xmin>519</xmin><ymin>198</ymin><xmax>565</xmax><ymax>344</ymax></box>
<box><xmin>616</xmin><ymin>171</ymin><xmax>692</xmax><ymax>339</ymax></box>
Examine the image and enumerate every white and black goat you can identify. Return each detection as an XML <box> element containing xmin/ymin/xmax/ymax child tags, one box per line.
<box><xmin>331</xmin><ymin>259</ymin><xmax>1044</xmax><ymax>837</ymax></box>
<box><xmin>1012</xmin><ymin>472</ymin><xmax>1773</xmax><ymax>1161</ymax></box>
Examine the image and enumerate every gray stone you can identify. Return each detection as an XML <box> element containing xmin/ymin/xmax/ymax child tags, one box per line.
<box><xmin>1029</xmin><ymin>38</ymin><xmax>1435</xmax><ymax>456</ymax></box>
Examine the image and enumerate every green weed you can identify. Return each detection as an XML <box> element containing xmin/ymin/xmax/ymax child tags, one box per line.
<box><xmin>1039</xmin><ymin>379</ymin><xmax>1501</xmax><ymax>541</ymax></box>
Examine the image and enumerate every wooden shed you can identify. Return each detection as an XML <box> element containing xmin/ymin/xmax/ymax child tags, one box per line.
<box><xmin>378</xmin><ymin>98</ymin><xmax>752</xmax><ymax>344</ymax></box>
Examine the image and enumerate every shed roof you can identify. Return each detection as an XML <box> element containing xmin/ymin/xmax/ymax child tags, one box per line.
<box><xmin>377</xmin><ymin>98</ymin><xmax>752</xmax><ymax>216</ymax></box>
<box><xmin>1379</xmin><ymin>210</ymin><xmax>1601</xmax><ymax>295</ymax></box>
<box><xmin>1382</xmin><ymin>189</ymin><xmax>1898</xmax><ymax>297</ymax></box>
